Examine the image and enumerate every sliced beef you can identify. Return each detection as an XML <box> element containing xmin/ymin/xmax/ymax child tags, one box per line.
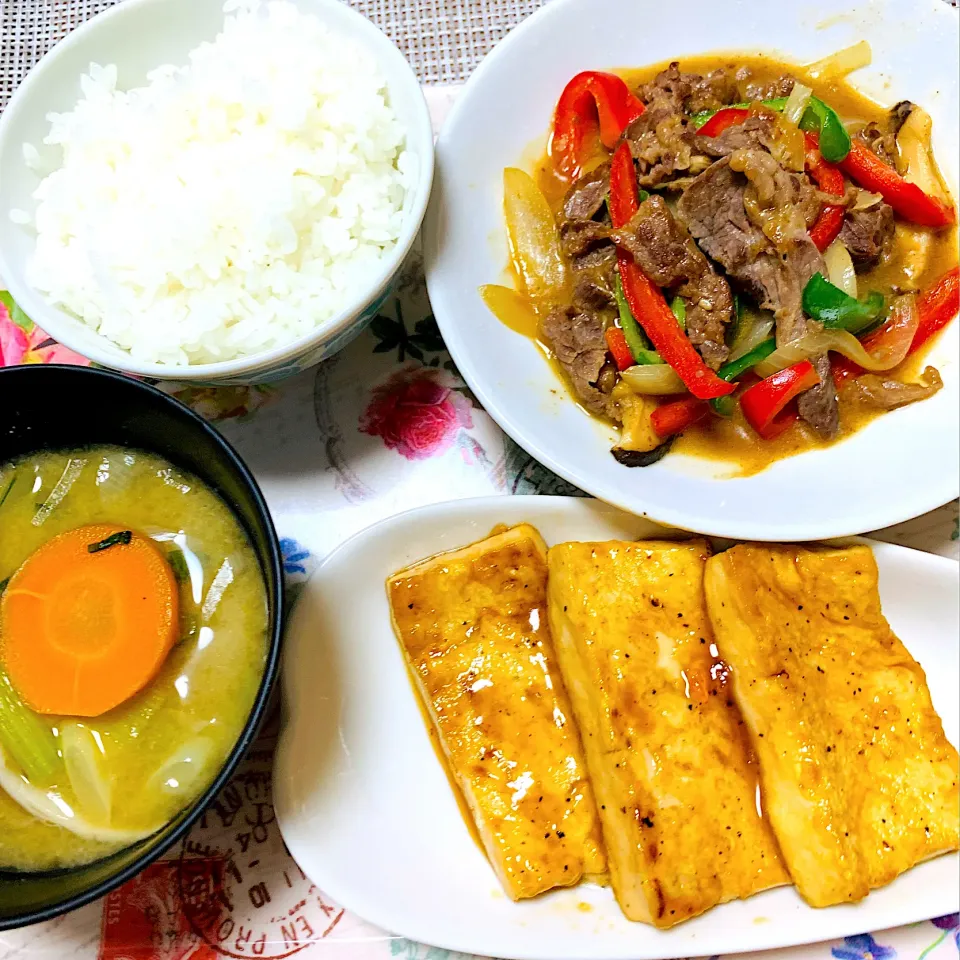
<box><xmin>728</xmin><ymin>146</ymin><xmax>820</xmax><ymax>251</ymax></box>
<box><xmin>637</xmin><ymin>62</ymin><xmax>739</xmax><ymax>114</ymax></box>
<box><xmin>609</xmin><ymin>196</ymin><xmax>695</xmax><ymax>283</ymax></box>
<box><xmin>636</xmin><ymin>62</ymin><xmax>695</xmax><ymax>109</ymax></box>
<box><xmin>796</xmin><ymin>353</ymin><xmax>839</xmax><ymax>440</ymax></box>
<box><xmin>621</xmin><ymin>107</ymin><xmax>710</xmax><ymax>189</ymax></box>
<box><xmin>853</xmin><ymin>121</ymin><xmax>898</xmax><ymax>168</ymax></box>
<box><xmin>686</xmin><ymin>68</ymin><xmax>740</xmax><ymax>114</ymax></box>
<box><xmin>677</xmin><ymin>156</ymin><xmax>837</xmax><ymax>434</ymax></box>
<box><xmin>541</xmin><ymin>307</ymin><xmax>612</xmax><ymax>417</ymax></box>
<box><xmin>610</xmin><ymin>195</ymin><xmax>734</xmax><ymax>367</ymax></box>
<box><xmin>562</xmin><ymin>163</ymin><xmax>610</xmax><ymax>221</ymax></box>
<box><xmin>677</xmin><ymin>156</ymin><xmax>825</xmax><ymax>343</ymax></box>
<box><xmin>622</xmin><ymin>63</ymin><xmax>714</xmax><ymax>188</ymax></box>
<box><xmin>701</xmin><ymin>107</ymin><xmax>806</xmax><ymax>174</ymax></box>
<box><xmin>573</xmin><ymin>272</ymin><xmax>617</xmax><ymax>312</ymax></box>
<box><xmin>676</xmin><ymin>157</ymin><xmax>771</xmax><ymax>273</ymax></box>
<box><xmin>839</xmin><ymin>202</ymin><xmax>895</xmax><ymax>267</ymax></box>
<box><xmin>742</xmin><ymin>241</ymin><xmax>824</xmax><ymax>345</ymax></box>
<box><xmin>890</xmin><ymin>100</ymin><xmax>915</xmax><ymax>134</ymax></box>
<box><xmin>740</xmin><ymin>74</ymin><xmax>796</xmax><ymax>102</ymax></box>
<box><xmin>841</xmin><ymin>365</ymin><xmax>943</xmax><ymax>410</ymax></box>
<box><xmin>699</xmin><ymin>112</ymin><xmax>779</xmax><ymax>158</ymax></box>
<box><xmin>853</xmin><ymin>100</ymin><xmax>916</xmax><ymax>169</ymax></box>
<box><xmin>559</xmin><ymin>163</ymin><xmax>617</xmax><ymax>299</ymax></box>
<box><xmin>560</xmin><ymin>218</ymin><xmax>610</xmax><ymax>259</ymax></box>
<box><xmin>568</xmin><ymin>241</ymin><xmax>618</xmax><ymax>313</ymax></box>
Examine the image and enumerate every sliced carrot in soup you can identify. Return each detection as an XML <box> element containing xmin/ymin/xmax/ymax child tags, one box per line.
<box><xmin>1</xmin><ymin>524</ymin><xmax>178</xmax><ymax>717</ymax></box>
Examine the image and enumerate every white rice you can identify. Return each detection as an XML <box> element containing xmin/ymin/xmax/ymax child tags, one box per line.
<box><xmin>14</xmin><ymin>0</ymin><xmax>415</xmax><ymax>366</ymax></box>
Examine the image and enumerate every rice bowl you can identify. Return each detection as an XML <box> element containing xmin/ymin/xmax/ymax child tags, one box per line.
<box><xmin>0</xmin><ymin>0</ymin><xmax>434</xmax><ymax>383</ymax></box>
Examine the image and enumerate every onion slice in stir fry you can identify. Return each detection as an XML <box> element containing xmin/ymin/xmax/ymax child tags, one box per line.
<box><xmin>621</xmin><ymin>363</ymin><xmax>687</xmax><ymax>395</ymax></box>
<box><xmin>807</xmin><ymin>41</ymin><xmax>873</xmax><ymax>81</ymax></box>
<box><xmin>755</xmin><ymin>294</ymin><xmax>921</xmax><ymax>376</ymax></box>
<box><xmin>858</xmin><ymin>293</ymin><xmax>923</xmax><ymax>368</ymax></box>
<box><xmin>896</xmin><ymin>107</ymin><xmax>951</xmax><ymax>204</ymax></box>
<box><xmin>782</xmin><ymin>82</ymin><xmax>813</xmax><ymax>127</ymax></box>
<box><xmin>503</xmin><ymin>168</ymin><xmax>567</xmax><ymax>299</ymax></box>
<box><xmin>824</xmin><ymin>240</ymin><xmax>858</xmax><ymax>299</ymax></box>
<box><xmin>728</xmin><ymin>309</ymin><xmax>775</xmax><ymax>363</ymax></box>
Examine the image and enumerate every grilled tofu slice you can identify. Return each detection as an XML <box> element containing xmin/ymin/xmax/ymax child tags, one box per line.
<box><xmin>547</xmin><ymin>539</ymin><xmax>788</xmax><ymax>928</ymax></box>
<box><xmin>705</xmin><ymin>543</ymin><xmax>960</xmax><ymax>907</ymax></box>
<box><xmin>388</xmin><ymin>524</ymin><xmax>606</xmax><ymax>901</ymax></box>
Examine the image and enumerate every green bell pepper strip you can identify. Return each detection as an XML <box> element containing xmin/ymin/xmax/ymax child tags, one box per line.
<box><xmin>798</xmin><ymin>97</ymin><xmax>851</xmax><ymax>163</ymax></box>
<box><xmin>802</xmin><ymin>273</ymin><xmax>886</xmax><ymax>334</ymax></box>
<box><xmin>718</xmin><ymin>338</ymin><xmax>777</xmax><ymax>382</ymax></box>
<box><xmin>691</xmin><ymin>97</ymin><xmax>788</xmax><ymax>129</ymax></box>
<box><xmin>692</xmin><ymin>94</ymin><xmax>850</xmax><ymax>162</ymax></box>
<box><xmin>614</xmin><ymin>275</ymin><xmax>662</xmax><ymax>365</ymax></box>
<box><xmin>670</xmin><ymin>296</ymin><xmax>687</xmax><ymax>330</ymax></box>
<box><xmin>709</xmin><ymin>338</ymin><xmax>778</xmax><ymax>417</ymax></box>
<box><xmin>726</xmin><ymin>294</ymin><xmax>743</xmax><ymax>346</ymax></box>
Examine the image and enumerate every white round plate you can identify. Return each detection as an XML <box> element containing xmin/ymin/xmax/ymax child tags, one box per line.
<box><xmin>273</xmin><ymin>496</ymin><xmax>960</xmax><ymax>960</ymax></box>
<box><xmin>423</xmin><ymin>0</ymin><xmax>959</xmax><ymax>541</ymax></box>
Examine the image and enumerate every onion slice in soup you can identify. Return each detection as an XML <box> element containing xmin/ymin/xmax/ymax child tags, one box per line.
<box><xmin>0</xmin><ymin>744</ymin><xmax>155</xmax><ymax>843</ymax></box>
<box><xmin>61</xmin><ymin>722</ymin><xmax>112</xmax><ymax>826</ymax></box>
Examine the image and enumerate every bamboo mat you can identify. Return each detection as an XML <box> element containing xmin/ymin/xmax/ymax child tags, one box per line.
<box><xmin>0</xmin><ymin>0</ymin><xmax>548</xmax><ymax>108</ymax></box>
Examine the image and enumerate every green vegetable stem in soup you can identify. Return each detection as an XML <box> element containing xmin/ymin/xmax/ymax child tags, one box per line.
<box><xmin>0</xmin><ymin>447</ymin><xmax>268</xmax><ymax>872</ymax></box>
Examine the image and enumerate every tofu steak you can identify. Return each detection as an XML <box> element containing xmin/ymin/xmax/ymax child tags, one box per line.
<box><xmin>388</xmin><ymin>524</ymin><xmax>606</xmax><ymax>900</ymax></box>
<box><xmin>547</xmin><ymin>539</ymin><xmax>787</xmax><ymax>928</ymax></box>
<box><xmin>705</xmin><ymin>543</ymin><xmax>960</xmax><ymax>907</ymax></box>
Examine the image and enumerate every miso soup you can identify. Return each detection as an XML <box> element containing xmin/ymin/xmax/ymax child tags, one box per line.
<box><xmin>0</xmin><ymin>447</ymin><xmax>269</xmax><ymax>871</ymax></box>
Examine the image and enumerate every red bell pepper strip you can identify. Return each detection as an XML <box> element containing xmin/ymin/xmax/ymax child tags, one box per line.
<box><xmin>551</xmin><ymin>72</ymin><xmax>646</xmax><ymax>180</ymax></box>
<box><xmin>609</xmin><ymin>144</ymin><xmax>735</xmax><ymax>401</ymax></box>
<box><xmin>912</xmin><ymin>265</ymin><xmax>960</xmax><ymax>352</ymax></box>
<box><xmin>608</xmin><ymin>142</ymin><xmax>640</xmax><ymax>228</ymax></box>
<box><xmin>740</xmin><ymin>360</ymin><xmax>821</xmax><ymax>439</ymax></box>
<box><xmin>837</xmin><ymin>139</ymin><xmax>956</xmax><ymax>229</ymax></box>
<box><xmin>830</xmin><ymin>354</ymin><xmax>861</xmax><ymax>383</ymax></box>
<box><xmin>804</xmin><ymin>133</ymin><xmax>847</xmax><ymax>252</ymax></box>
<box><xmin>605</xmin><ymin>327</ymin><xmax>636</xmax><ymax>371</ymax></box>
<box><xmin>834</xmin><ymin>266</ymin><xmax>960</xmax><ymax>385</ymax></box>
<box><xmin>697</xmin><ymin>107</ymin><xmax>750</xmax><ymax>138</ymax></box>
<box><xmin>651</xmin><ymin>397</ymin><xmax>711</xmax><ymax>439</ymax></box>
<box><xmin>758</xmin><ymin>406</ymin><xmax>801</xmax><ymax>441</ymax></box>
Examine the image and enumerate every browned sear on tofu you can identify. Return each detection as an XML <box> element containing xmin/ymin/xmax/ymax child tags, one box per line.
<box><xmin>388</xmin><ymin>524</ymin><xmax>606</xmax><ymax>901</ymax></box>
<box><xmin>547</xmin><ymin>538</ymin><xmax>788</xmax><ymax>928</ymax></box>
<box><xmin>705</xmin><ymin>543</ymin><xmax>960</xmax><ymax>907</ymax></box>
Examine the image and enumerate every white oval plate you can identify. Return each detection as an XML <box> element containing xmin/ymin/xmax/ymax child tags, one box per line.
<box><xmin>423</xmin><ymin>0</ymin><xmax>960</xmax><ymax>541</ymax></box>
<box><xmin>274</xmin><ymin>496</ymin><xmax>959</xmax><ymax>960</ymax></box>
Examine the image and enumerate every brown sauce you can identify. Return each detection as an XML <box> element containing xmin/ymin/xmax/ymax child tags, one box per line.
<box><xmin>489</xmin><ymin>53</ymin><xmax>959</xmax><ymax>477</ymax></box>
<box><xmin>406</xmin><ymin>661</ymin><xmax>487</xmax><ymax>855</ymax></box>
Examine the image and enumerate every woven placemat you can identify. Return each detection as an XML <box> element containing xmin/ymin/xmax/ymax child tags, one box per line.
<box><xmin>0</xmin><ymin>0</ymin><xmax>548</xmax><ymax>109</ymax></box>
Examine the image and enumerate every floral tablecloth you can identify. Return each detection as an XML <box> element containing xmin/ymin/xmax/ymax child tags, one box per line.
<box><xmin>0</xmin><ymin>84</ymin><xmax>957</xmax><ymax>960</ymax></box>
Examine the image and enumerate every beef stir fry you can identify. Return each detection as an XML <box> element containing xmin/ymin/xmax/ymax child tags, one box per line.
<box><xmin>484</xmin><ymin>49</ymin><xmax>959</xmax><ymax>471</ymax></box>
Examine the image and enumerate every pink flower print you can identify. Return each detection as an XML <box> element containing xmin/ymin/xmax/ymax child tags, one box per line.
<box><xmin>0</xmin><ymin>303</ymin><xmax>28</xmax><ymax>366</ymax></box>
<box><xmin>25</xmin><ymin>326</ymin><xmax>90</xmax><ymax>366</ymax></box>
<box><xmin>360</xmin><ymin>369</ymin><xmax>474</xmax><ymax>461</ymax></box>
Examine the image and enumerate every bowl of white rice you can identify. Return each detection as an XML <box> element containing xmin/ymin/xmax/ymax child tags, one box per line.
<box><xmin>0</xmin><ymin>0</ymin><xmax>433</xmax><ymax>384</ymax></box>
